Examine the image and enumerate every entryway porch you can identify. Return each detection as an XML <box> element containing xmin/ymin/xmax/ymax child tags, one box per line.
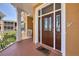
<box><xmin>0</xmin><ymin>39</ymin><xmax>61</xmax><ymax>56</ymax></box>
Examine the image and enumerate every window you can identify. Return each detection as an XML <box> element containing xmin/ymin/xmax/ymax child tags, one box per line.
<box><xmin>48</xmin><ymin>17</ymin><xmax>52</xmax><ymax>31</ymax></box>
<box><xmin>44</xmin><ymin>17</ymin><xmax>48</xmax><ymax>31</ymax></box>
<box><xmin>38</xmin><ymin>3</ymin><xmax>61</xmax><ymax>32</ymax></box>
<box><xmin>55</xmin><ymin>3</ymin><xmax>61</xmax><ymax>10</ymax></box>
<box><xmin>42</xmin><ymin>4</ymin><xmax>53</xmax><ymax>14</ymax></box>
<box><xmin>56</xmin><ymin>11</ymin><xmax>61</xmax><ymax>32</ymax></box>
<box><xmin>10</xmin><ymin>27</ymin><xmax>13</xmax><ymax>29</ymax></box>
<box><xmin>21</xmin><ymin>21</ymin><xmax>25</xmax><ymax>31</ymax></box>
<box><xmin>44</xmin><ymin>17</ymin><xmax>52</xmax><ymax>31</ymax></box>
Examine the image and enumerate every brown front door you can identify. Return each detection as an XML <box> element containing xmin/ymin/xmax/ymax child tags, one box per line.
<box><xmin>42</xmin><ymin>14</ymin><xmax>53</xmax><ymax>47</ymax></box>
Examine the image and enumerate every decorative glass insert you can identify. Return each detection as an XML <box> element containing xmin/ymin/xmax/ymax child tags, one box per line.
<box><xmin>44</xmin><ymin>17</ymin><xmax>48</xmax><ymax>31</ymax></box>
<box><xmin>48</xmin><ymin>17</ymin><xmax>52</xmax><ymax>31</ymax></box>
<box><xmin>42</xmin><ymin>4</ymin><xmax>53</xmax><ymax>14</ymax></box>
<box><xmin>56</xmin><ymin>14</ymin><xmax>60</xmax><ymax>32</ymax></box>
<box><xmin>55</xmin><ymin>3</ymin><xmax>61</xmax><ymax>10</ymax></box>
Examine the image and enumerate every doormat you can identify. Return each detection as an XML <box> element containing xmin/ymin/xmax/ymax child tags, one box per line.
<box><xmin>36</xmin><ymin>46</ymin><xmax>50</xmax><ymax>55</ymax></box>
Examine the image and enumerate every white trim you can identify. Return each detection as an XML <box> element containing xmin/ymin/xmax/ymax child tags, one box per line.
<box><xmin>53</xmin><ymin>3</ymin><xmax>55</xmax><ymax>49</ymax></box>
<box><xmin>55</xmin><ymin>9</ymin><xmax>61</xmax><ymax>12</ymax></box>
<box><xmin>37</xmin><ymin>3</ymin><xmax>52</xmax><ymax>10</ymax></box>
<box><xmin>40</xmin><ymin>9</ymin><xmax>61</xmax><ymax>17</ymax></box>
<box><xmin>38</xmin><ymin>10</ymin><xmax>61</xmax><ymax>17</ymax></box>
<box><xmin>61</xmin><ymin>3</ymin><xmax>66</xmax><ymax>56</ymax></box>
<box><xmin>41</xmin><ymin>11</ymin><xmax>54</xmax><ymax>17</ymax></box>
<box><xmin>35</xmin><ymin>8</ymin><xmax>38</xmax><ymax>44</ymax></box>
<box><xmin>40</xmin><ymin>9</ymin><xmax>42</xmax><ymax>44</ymax></box>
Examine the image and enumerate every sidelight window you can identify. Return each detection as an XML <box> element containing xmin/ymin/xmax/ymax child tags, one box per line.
<box><xmin>56</xmin><ymin>14</ymin><xmax>60</xmax><ymax>32</ymax></box>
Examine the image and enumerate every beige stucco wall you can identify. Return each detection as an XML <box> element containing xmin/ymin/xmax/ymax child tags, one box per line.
<box><xmin>33</xmin><ymin>3</ymin><xmax>42</xmax><ymax>43</ymax></box>
<box><xmin>66</xmin><ymin>3</ymin><xmax>79</xmax><ymax>56</ymax></box>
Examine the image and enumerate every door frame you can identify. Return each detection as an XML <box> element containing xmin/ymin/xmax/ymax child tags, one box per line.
<box><xmin>35</xmin><ymin>3</ymin><xmax>66</xmax><ymax>56</ymax></box>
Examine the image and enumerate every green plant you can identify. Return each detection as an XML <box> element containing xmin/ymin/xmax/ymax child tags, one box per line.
<box><xmin>0</xmin><ymin>31</ymin><xmax>16</xmax><ymax>50</ymax></box>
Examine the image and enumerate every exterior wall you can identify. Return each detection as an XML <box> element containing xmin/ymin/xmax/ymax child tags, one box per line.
<box><xmin>21</xmin><ymin>12</ymin><xmax>28</xmax><ymax>39</ymax></box>
<box><xmin>66</xmin><ymin>3</ymin><xmax>79</xmax><ymax>56</ymax></box>
<box><xmin>33</xmin><ymin>3</ymin><xmax>42</xmax><ymax>43</ymax></box>
<box><xmin>22</xmin><ymin>13</ymin><xmax>33</xmax><ymax>39</ymax></box>
<box><xmin>0</xmin><ymin>20</ymin><xmax>16</xmax><ymax>32</ymax></box>
<box><xmin>4</xmin><ymin>21</ymin><xmax>16</xmax><ymax>31</ymax></box>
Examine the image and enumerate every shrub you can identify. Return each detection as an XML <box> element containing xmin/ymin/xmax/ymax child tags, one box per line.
<box><xmin>0</xmin><ymin>31</ymin><xmax>16</xmax><ymax>50</ymax></box>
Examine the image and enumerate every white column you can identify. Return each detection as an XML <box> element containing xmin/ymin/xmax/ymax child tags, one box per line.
<box><xmin>61</xmin><ymin>3</ymin><xmax>66</xmax><ymax>56</ymax></box>
<box><xmin>16</xmin><ymin>8</ymin><xmax>22</xmax><ymax>41</ymax></box>
<box><xmin>53</xmin><ymin>3</ymin><xmax>55</xmax><ymax>49</ymax></box>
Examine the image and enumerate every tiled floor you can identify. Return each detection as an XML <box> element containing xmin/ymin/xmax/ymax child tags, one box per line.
<box><xmin>0</xmin><ymin>39</ymin><xmax>61</xmax><ymax>56</ymax></box>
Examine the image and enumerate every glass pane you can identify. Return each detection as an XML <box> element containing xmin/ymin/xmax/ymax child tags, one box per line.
<box><xmin>55</xmin><ymin>3</ymin><xmax>61</xmax><ymax>10</ymax></box>
<box><xmin>21</xmin><ymin>21</ymin><xmax>25</xmax><ymax>31</ymax></box>
<box><xmin>49</xmin><ymin>17</ymin><xmax>52</xmax><ymax>31</ymax></box>
<box><xmin>38</xmin><ymin>10</ymin><xmax>40</xmax><ymax>16</ymax></box>
<box><xmin>42</xmin><ymin>4</ymin><xmax>53</xmax><ymax>14</ymax></box>
<box><xmin>44</xmin><ymin>17</ymin><xmax>48</xmax><ymax>31</ymax></box>
<box><xmin>56</xmin><ymin>14</ymin><xmax>60</xmax><ymax>32</ymax></box>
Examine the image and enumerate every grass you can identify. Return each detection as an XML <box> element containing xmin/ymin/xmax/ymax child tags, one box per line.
<box><xmin>0</xmin><ymin>31</ymin><xmax>16</xmax><ymax>50</ymax></box>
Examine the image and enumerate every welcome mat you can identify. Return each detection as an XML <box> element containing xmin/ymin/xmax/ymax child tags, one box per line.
<box><xmin>36</xmin><ymin>46</ymin><xmax>50</xmax><ymax>55</ymax></box>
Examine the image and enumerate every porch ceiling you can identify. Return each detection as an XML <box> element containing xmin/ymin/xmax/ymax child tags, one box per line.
<box><xmin>12</xmin><ymin>3</ymin><xmax>37</xmax><ymax>16</ymax></box>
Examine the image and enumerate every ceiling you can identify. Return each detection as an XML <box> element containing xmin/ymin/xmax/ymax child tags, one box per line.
<box><xmin>12</xmin><ymin>3</ymin><xmax>37</xmax><ymax>16</ymax></box>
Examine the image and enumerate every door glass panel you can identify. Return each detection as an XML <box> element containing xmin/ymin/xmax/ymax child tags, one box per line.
<box><xmin>56</xmin><ymin>14</ymin><xmax>60</xmax><ymax>32</ymax></box>
<box><xmin>44</xmin><ymin>17</ymin><xmax>48</xmax><ymax>31</ymax></box>
<box><xmin>48</xmin><ymin>17</ymin><xmax>52</xmax><ymax>31</ymax></box>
